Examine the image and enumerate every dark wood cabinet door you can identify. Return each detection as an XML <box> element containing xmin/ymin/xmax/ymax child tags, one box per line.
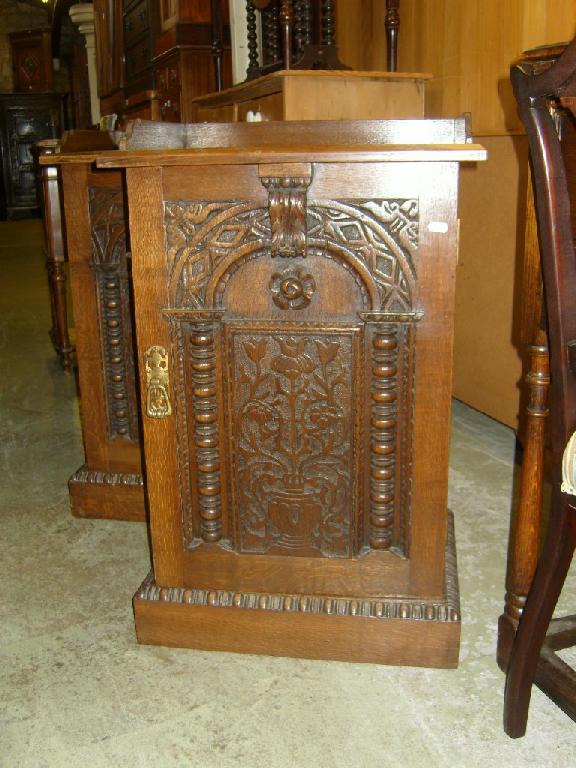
<box><xmin>9</xmin><ymin>29</ymin><xmax>53</xmax><ymax>92</ymax></box>
<box><xmin>0</xmin><ymin>94</ymin><xmax>62</xmax><ymax>219</ymax></box>
<box><xmin>94</xmin><ymin>0</ymin><xmax>125</xmax><ymax>99</ymax></box>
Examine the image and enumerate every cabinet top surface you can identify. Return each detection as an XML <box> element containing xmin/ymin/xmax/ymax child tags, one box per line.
<box><xmin>191</xmin><ymin>69</ymin><xmax>434</xmax><ymax>105</ymax></box>
<box><xmin>92</xmin><ymin>144</ymin><xmax>486</xmax><ymax>168</ymax></box>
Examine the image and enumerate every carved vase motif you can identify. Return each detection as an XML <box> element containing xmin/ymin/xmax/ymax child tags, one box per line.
<box><xmin>229</xmin><ymin>330</ymin><xmax>356</xmax><ymax>557</ymax></box>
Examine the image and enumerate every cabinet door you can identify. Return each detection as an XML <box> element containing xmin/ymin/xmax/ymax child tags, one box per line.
<box><xmin>127</xmin><ymin>158</ymin><xmax>458</xmax><ymax>600</ymax></box>
<box><xmin>94</xmin><ymin>0</ymin><xmax>124</xmax><ymax>98</ymax></box>
<box><xmin>1</xmin><ymin>98</ymin><xmax>62</xmax><ymax>214</ymax></box>
<box><xmin>156</xmin><ymin>56</ymin><xmax>182</xmax><ymax>121</ymax></box>
<box><xmin>9</xmin><ymin>31</ymin><xmax>53</xmax><ymax>92</ymax></box>
<box><xmin>159</xmin><ymin>0</ymin><xmax>215</xmax><ymax>31</ymax></box>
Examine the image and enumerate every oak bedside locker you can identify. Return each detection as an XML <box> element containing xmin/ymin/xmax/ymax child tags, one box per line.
<box><xmin>98</xmin><ymin>118</ymin><xmax>485</xmax><ymax>666</ymax></box>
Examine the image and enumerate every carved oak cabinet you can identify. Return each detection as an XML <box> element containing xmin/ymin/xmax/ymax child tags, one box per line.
<box><xmin>100</xmin><ymin>119</ymin><xmax>485</xmax><ymax>666</ymax></box>
<box><xmin>42</xmin><ymin>146</ymin><xmax>145</xmax><ymax>521</ymax></box>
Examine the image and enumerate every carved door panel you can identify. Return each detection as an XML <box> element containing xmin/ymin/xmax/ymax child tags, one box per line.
<box><xmin>162</xmin><ymin>191</ymin><xmax>373</xmax><ymax>558</ymax></box>
<box><xmin>62</xmin><ymin>165</ymin><xmax>141</xmax><ymax>471</ymax></box>
<box><xmin>87</xmin><ymin>179</ymin><xmax>140</xmax><ymax>446</ymax></box>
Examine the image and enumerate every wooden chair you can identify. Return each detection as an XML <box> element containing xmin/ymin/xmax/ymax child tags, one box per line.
<box><xmin>503</xmin><ymin>38</ymin><xmax>576</xmax><ymax>738</ymax></box>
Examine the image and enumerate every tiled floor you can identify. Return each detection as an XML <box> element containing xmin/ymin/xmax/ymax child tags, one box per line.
<box><xmin>1</xmin><ymin>220</ymin><xmax>575</xmax><ymax>767</ymax></box>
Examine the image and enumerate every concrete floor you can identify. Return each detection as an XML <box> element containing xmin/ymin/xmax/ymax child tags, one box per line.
<box><xmin>1</xmin><ymin>219</ymin><xmax>575</xmax><ymax>767</ymax></box>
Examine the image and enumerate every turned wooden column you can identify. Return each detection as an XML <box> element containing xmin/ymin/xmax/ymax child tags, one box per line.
<box><xmin>280</xmin><ymin>0</ymin><xmax>293</xmax><ymax>69</ymax></box>
<box><xmin>385</xmin><ymin>0</ymin><xmax>400</xmax><ymax>72</ymax></box>
<box><xmin>497</xmin><ymin>170</ymin><xmax>550</xmax><ymax>672</ymax></box>
<box><xmin>497</xmin><ymin>325</ymin><xmax>550</xmax><ymax>670</ymax></box>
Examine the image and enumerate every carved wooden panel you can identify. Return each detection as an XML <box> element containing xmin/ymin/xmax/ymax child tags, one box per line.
<box><xmin>164</xmin><ymin>195</ymin><xmax>419</xmax><ymax>558</ymax></box>
<box><xmin>88</xmin><ymin>187</ymin><xmax>139</xmax><ymax>442</ymax></box>
<box><xmin>164</xmin><ymin>198</ymin><xmax>418</xmax><ymax>311</ymax></box>
<box><xmin>226</xmin><ymin>325</ymin><xmax>360</xmax><ymax>558</ymax></box>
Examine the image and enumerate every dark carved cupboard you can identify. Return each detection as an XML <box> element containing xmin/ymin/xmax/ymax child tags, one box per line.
<box><xmin>97</xmin><ymin>119</ymin><xmax>485</xmax><ymax>666</ymax></box>
<box><xmin>0</xmin><ymin>93</ymin><xmax>63</xmax><ymax>219</ymax></box>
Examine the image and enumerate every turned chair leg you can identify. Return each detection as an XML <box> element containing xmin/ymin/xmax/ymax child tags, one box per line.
<box><xmin>504</xmin><ymin>491</ymin><xmax>576</xmax><ymax>737</ymax></box>
<box><xmin>497</xmin><ymin>329</ymin><xmax>549</xmax><ymax>671</ymax></box>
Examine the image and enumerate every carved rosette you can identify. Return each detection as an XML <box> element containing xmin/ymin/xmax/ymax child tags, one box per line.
<box><xmin>189</xmin><ymin>321</ymin><xmax>223</xmax><ymax>542</ymax></box>
<box><xmin>261</xmin><ymin>176</ymin><xmax>311</xmax><ymax>258</ymax></box>
<box><xmin>89</xmin><ymin>187</ymin><xmax>138</xmax><ymax>441</ymax></box>
<box><xmin>270</xmin><ymin>268</ymin><xmax>316</xmax><ymax>309</ymax></box>
<box><xmin>369</xmin><ymin>325</ymin><xmax>399</xmax><ymax>549</ymax></box>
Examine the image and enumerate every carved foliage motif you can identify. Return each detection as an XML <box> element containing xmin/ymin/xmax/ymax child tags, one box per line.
<box><xmin>228</xmin><ymin>328</ymin><xmax>357</xmax><ymax>557</ymax></box>
<box><xmin>261</xmin><ymin>176</ymin><xmax>311</xmax><ymax>258</ymax></box>
<box><xmin>90</xmin><ymin>187</ymin><xmax>126</xmax><ymax>266</ymax></box>
<box><xmin>88</xmin><ymin>187</ymin><xmax>138</xmax><ymax>441</ymax></box>
<box><xmin>164</xmin><ymin>198</ymin><xmax>418</xmax><ymax>312</ymax></box>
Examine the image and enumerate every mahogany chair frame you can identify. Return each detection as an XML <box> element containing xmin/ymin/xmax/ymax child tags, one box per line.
<box><xmin>503</xmin><ymin>39</ymin><xmax>576</xmax><ymax>737</ymax></box>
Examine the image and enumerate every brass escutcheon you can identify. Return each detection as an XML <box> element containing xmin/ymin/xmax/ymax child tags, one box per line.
<box><xmin>145</xmin><ymin>345</ymin><xmax>172</xmax><ymax>418</ymax></box>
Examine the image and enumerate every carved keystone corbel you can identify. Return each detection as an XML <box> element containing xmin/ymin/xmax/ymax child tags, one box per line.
<box><xmin>260</xmin><ymin>163</ymin><xmax>312</xmax><ymax>258</ymax></box>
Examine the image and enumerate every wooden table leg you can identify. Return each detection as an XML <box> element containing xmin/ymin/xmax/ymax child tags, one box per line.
<box><xmin>38</xmin><ymin>141</ymin><xmax>74</xmax><ymax>372</ymax></box>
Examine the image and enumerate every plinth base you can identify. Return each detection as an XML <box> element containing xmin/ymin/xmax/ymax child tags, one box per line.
<box><xmin>133</xmin><ymin>514</ymin><xmax>461</xmax><ymax>668</ymax></box>
<box><xmin>69</xmin><ymin>465</ymin><xmax>146</xmax><ymax>522</ymax></box>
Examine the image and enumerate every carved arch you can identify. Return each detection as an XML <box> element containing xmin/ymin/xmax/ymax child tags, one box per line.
<box><xmin>164</xmin><ymin>198</ymin><xmax>418</xmax><ymax>312</ymax></box>
<box><xmin>205</xmin><ymin>239</ymin><xmax>380</xmax><ymax>310</ymax></box>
